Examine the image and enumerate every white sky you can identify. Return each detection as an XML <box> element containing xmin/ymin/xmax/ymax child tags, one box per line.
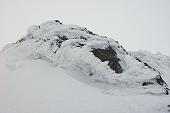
<box><xmin>0</xmin><ymin>0</ymin><xmax>170</xmax><ymax>55</ymax></box>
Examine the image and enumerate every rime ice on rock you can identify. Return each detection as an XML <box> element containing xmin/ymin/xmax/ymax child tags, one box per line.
<box><xmin>3</xmin><ymin>20</ymin><xmax>169</xmax><ymax>95</ymax></box>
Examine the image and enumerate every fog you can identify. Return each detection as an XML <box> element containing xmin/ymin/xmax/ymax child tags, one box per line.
<box><xmin>0</xmin><ymin>0</ymin><xmax>170</xmax><ymax>55</ymax></box>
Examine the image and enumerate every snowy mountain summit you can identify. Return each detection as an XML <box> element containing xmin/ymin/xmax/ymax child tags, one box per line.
<box><xmin>1</xmin><ymin>20</ymin><xmax>170</xmax><ymax>95</ymax></box>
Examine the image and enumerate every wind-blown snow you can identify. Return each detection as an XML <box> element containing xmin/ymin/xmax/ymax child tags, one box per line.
<box><xmin>0</xmin><ymin>20</ymin><xmax>170</xmax><ymax>113</ymax></box>
<box><xmin>0</xmin><ymin>57</ymin><xmax>170</xmax><ymax>113</ymax></box>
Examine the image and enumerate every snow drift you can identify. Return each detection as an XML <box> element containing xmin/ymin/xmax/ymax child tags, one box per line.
<box><xmin>1</xmin><ymin>20</ymin><xmax>169</xmax><ymax>95</ymax></box>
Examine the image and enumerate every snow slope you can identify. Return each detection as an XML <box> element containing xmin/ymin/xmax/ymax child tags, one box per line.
<box><xmin>0</xmin><ymin>56</ymin><xmax>170</xmax><ymax>113</ymax></box>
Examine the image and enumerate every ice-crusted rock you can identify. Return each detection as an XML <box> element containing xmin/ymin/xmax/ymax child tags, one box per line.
<box><xmin>1</xmin><ymin>20</ymin><xmax>169</xmax><ymax>95</ymax></box>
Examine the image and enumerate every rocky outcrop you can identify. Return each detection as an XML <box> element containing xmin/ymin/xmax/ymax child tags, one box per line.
<box><xmin>3</xmin><ymin>20</ymin><xmax>169</xmax><ymax>95</ymax></box>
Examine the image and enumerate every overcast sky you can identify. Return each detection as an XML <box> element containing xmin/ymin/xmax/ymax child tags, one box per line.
<box><xmin>0</xmin><ymin>0</ymin><xmax>170</xmax><ymax>55</ymax></box>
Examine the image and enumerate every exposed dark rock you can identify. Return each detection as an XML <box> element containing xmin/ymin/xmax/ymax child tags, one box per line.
<box><xmin>16</xmin><ymin>38</ymin><xmax>26</xmax><ymax>43</ymax></box>
<box><xmin>89</xmin><ymin>72</ymin><xmax>94</xmax><ymax>76</ymax></box>
<box><xmin>87</xmin><ymin>30</ymin><xmax>96</xmax><ymax>35</ymax></box>
<box><xmin>142</xmin><ymin>77</ymin><xmax>169</xmax><ymax>95</ymax></box>
<box><xmin>142</xmin><ymin>74</ymin><xmax>166</xmax><ymax>86</ymax></box>
<box><xmin>54</xmin><ymin>20</ymin><xmax>62</xmax><ymax>24</ymax></box>
<box><xmin>135</xmin><ymin>57</ymin><xmax>142</xmax><ymax>62</ymax></box>
<box><xmin>135</xmin><ymin>57</ymin><xmax>155</xmax><ymax>70</ymax></box>
<box><xmin>91</xmin><ymin>47</ymin><xmax>123</xmax><ymax>74</ymax></box>
<box><xmin>50</xmin><ymin>35</ymin><xmax>69</xmax><ymax>48</ymax></box>
<box><xmin>115</xmin><ymin>41</ymin><xmax>119</xmax><ymax>43</ymax></box>
<box><xmin>165</xmin><ymin>88</ymin><xmax>169</xmax><ymax>95</ymax></box>
<box><xmin>155</xmin><ymin>75</ymin><xmax>166</xmax><ymax>86</ymax></box>
<box><xmin>58</xmin><ymin>35</ymin><xmax>68</xmax><ymax>41</ymax></box>
<box><xmin>143</xmin><ymin>62</ymin><xmax>152</xmax><ymax>69</ymax></box>
<box><xmin>142</xmin><ymin>81</ymin><xmax>154</xmax><ymax>86</ymax></box>
<box><xmin>80</xmin><ymin>36</ymin><xmax>87</xmax><ymax>40</ymax></box>
<box><xmin>56</xmin><ymin>40</ymin><xmax>63</xmax><ymax>47</ymax></box>
<box><xmin>135</xmin><ymin>56</ymin><xmax>168</xmax><ymax>93</ymax></box>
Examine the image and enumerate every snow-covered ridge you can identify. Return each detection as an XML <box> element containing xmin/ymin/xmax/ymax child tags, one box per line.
<box><xmin>1</xmin><ymin>20</ymin><xmax>169</xmax><ymax>95</ymax></box>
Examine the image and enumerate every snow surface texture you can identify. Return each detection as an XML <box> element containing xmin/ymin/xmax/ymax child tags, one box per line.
<box><xmin>0</xmin><ymin>58</ymin><xmax>170</xmax><ymax>113</ymax></box>
<box><xmin>0</xmin><ymin>20</ymin><xmax>170</xmax><ymax>113</ymax></box>
<box><xmin>1</xmin><ymin>20</ymin><xmax>169</xmax><ymax>95</ymax></box>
